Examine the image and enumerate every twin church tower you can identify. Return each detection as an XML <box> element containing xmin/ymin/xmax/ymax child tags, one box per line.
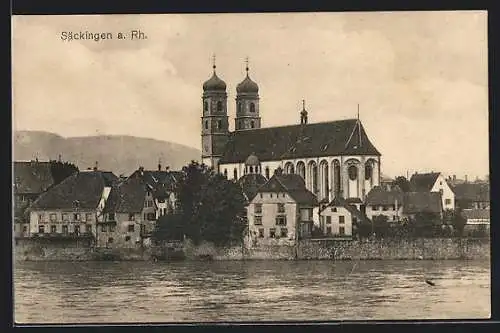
<box><xmin>201</xmin><ymin>58</ymin><xmax>263</xmax><ymax>168</ymax></box>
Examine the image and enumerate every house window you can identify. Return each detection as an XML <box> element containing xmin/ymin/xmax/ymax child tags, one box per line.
<box><xmin>326</xmin><ymin>226</ymin><xmax>332</xmax><ymax>235</ymax></box>
<box><xmin>339</xmin><ymin>216</ymin><xmax>345</xmax><ymax>224</ymax></box>
<box><xmin>254</xmin><ymin>216</ymin><xmax>263</xmax><ymax>225</ymax></box>
<box><xmin>445</xmin><ymin>199</ymin><xmax>451</xmax><ymax>205</ymax></box>
<box><xmin>38</xmin><ymin>225</ymin><xmax>45</xmax><ymax>233</ymax></box>
<box><xmin>251</xmin><ymin>121</ymin><xmax>255</xmax><ymax>128</ymax></box>
<box><xmin>50</xmin><ymin>213</ymin><xmax>57</xmax><ymax>222</ymax></box>
<box><xmin>234</xmin><ymin>169</ymin><xmax>238</xmax><ymax>179</ymax></box>
<box><xmin>128</xmin><ymin>224</ymin><xmax>135</xmax><ymax>232</ymax></box>
<box><xmin>62</xmin><ymin>225</ymin><xmax>68</xmax><ymax>234</ymax></box>
<box><xmin>109</xmin><ymin>213</ymin><xmax>115</xmax><ymax>221</ymax></box>
<box><xmin>62</xmin><ymin>213</ymin><xmax>69</xmax><ymax>221</ymax></box>
<box><xmin>269</xmin><ymin>228</ymin><xmax>276</xmax><ymax>238</ymax></box>
<box><xmin>331</xmin><ymin>207</ymin><xmax>337</xmax><ymax>212</ymax></box>
<box><xmin>85</xmin><ymin>224</ymin><xmax>92</xmax><ymax>233</ymax></box>
<box><xmin>74</xmin><ymin>213</ymin><xmax>80</xmax><ymax>221</ymax></box>
<box><xmin>372</xmin><ymin>205</ymin><xmax>378</xmax><ymax>211</ymax></box>
<box><xmin>277</xmin><ymin>203</ymin><xmax>285</xmax><ymax>213</ymax></box>
<box><xmin>339</xmin><ymin>226</ymin><xmax>345</xmax><ymax>235</ymax></box>
<box><xmin>382</xmin><ymin>206</ymin><xmax>388</xmax><ymax>211</ymax></box>
<box><xmin>74</xmin><ymin>225</ymin><xmax>80</xmax><ymax>235</ymax></box>
<box><xmin>129</xmin><ymin>213</ymin><xmax>135</xmax><ymax>221</ymax></box>
<box><xmin>280</xmin><ymin>228</ymin><xmax>288</xmax><ymax>238</ymax></box>
<box><xmin>85</xmin><ymin>213</ymin><xmax>93</xmax><ymax>222</ymax></box>
<box><xmin>108</xmin><ymin>237</ymin><xmax>114</xmax><ymax>244</ymax></box>
<box><xmin>50</xmin><ymin>225</ymin><xmax>57</xmax><ymax>233</ymax></box>
<box><xmin>22</xmin><ymin>226</ymin><xmax>27</xmax><ymax>233</ymax></box>
<box><xmin>255</xmin><ymin>204</ymin><xmax>262</xmax><ymax>214</ymax></box>
<box><xmin>326</xmin><ymin>216</ymin><xmax>332</xmax><ymax>224</ymax></box>
<box><xmin>38</xmin><ymin>214</ymin><xmax>43</xmax><ymax>223</ymax></box>
<box><xmin>101</xmin><ymin>224</ymin><xmax>107</xmax><ymax>232</ymax></box>
<box><xmin>217</xmin><ymin>101</ymin><xmax>223</xmax><ymax>112</ymax></box>
<box><xmin>125</xmin><ymin>236</ymin><xmax>131</xmax><ymax>241</ymax></box>
<box><xmin>260</xmin><ymin>193</ymin><xmax>263</xmax><ymax>198</ymax></box>
<box><xmin>147</xmin><ymin>213</ymin><xmax>156</xmax><ymax>221</ymax></box>
<box><xmin>258</xmin><ymin>228</ymin><xmax>264</xmax><ymax>238</ymax></box>
<box><xmin>276</xmin><ymin>216</ymin><xmax>287</xmax><ymax>226</ymax></box>
<box><xmin>109</xmin><ymin>224</ymin><xmax>116</xmax><ymax>232</ymax></box>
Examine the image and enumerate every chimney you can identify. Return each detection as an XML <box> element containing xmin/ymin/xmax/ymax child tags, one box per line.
<box><xmin>158</xmin><ymin>163</ymin><xmax>162</xmax><ymax>171</ymax></box>
<box><xmin>165</xmin><ymin>166</ymin><xmax>170</xmax><ymax>172</ymax></box>
<box><xmin>94</xmin><ymin>161</ymin><xmax>98</xmax><ymax>171</ymax></box>
<box><xmin>139</xmin><ymin>166</ymin><xmax>144</xmax><ymax>176</ymax></box>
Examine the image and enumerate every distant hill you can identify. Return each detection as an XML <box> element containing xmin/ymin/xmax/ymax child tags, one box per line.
<box><xmin>13</xmin><ymin>131</ymin><xmax>201</xmax><ymax>177</ymax></box>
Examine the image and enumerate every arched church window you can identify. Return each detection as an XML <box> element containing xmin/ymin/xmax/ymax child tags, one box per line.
<box><xmin>217</xmin><ymin>120</ymin><xmax>222</xmax><ymax>129</ymax></box>
<box><xmin>265</xmin><ymin>167</ymin><xmax>270</xmax><ymax>179</ymax></box>
<box><xmin>204</xmin><ymin>101</ymin><xmax>208</xmax><ymax>112</ymax></box>
<box><xmin>348</xmin><ymin>165</ymin><xmax>358</xmax><ymax>181</ymax></box>
<box><xmin>223</xmin><ymin>169</ymin><xmax>228</xmax><ymax>178</ymax></box>
<box><xmin>204</xmin><ymin>120</ymin><xmax>208</xmax><ymax>130</ymax></box>
<box><xmin>234</xmin><ymin>169</ymin><xmax>238</xmax><ymax>180</ymax></box>
<box><xmin>238</xmin><ymin>102</ymin><xmax>242</xmax><ymax>114</ymax></box>
<box><xmin>251</xmin><ymin>121</ymin><xmax>255</xmax><ymax>128</ymax></box>
<box><xmin>365</xmin><ymin>164</ymin><xmax>373</xmax><ymax>180</ymax></box>
<box><xmin>250</xmin><ymin>166</ymin><xmax>254</xmax><ymax>173</ymax></box>
<box><xmin>217</xmin><ymin>101</ymin><xmax>223</xmax><ymax>112</ymax></box>
<box><xmin>250</xmin><ymin>103</ymin><xmax>255</xmax><ymax>113</ymax></box>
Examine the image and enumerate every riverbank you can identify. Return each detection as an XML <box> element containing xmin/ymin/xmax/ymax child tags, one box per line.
<box><xmin>14</xmin><ymin>237</ymin><xmax>490</xmax><ymax>261</ymax></box>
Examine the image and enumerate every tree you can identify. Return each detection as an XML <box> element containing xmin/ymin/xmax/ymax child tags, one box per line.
<box><xmin>175</xmin><ymin>161</ymin><xmax>247</xmax><ymax>247</ymax></box>
<box><xmin>152</xmin><ymin>214</ymin><xmax>184</xmax><ymax>243</ymax></box>
<box><xmin>49</xmin><ymin>160</ymin><xmax>79</xmax><ymax>185</ymax></box>
<box><xmin>372</xmin><ymin>215</ymin><xmax>389</xmax><ymax>238</ymax></box>
<box><xmin>412</xmin><ymin>212</ymin><xmax>441</xmax><ymax>237</ymax></box>
<box><xmin>451</xmin><ymin>209</ymin><xmax>467</xmax><ymax>237</ymax></box>
<box><xmin>392</xmin><ymin>176</ymin><xmax>411</xmax><ymax>192</ymax></box>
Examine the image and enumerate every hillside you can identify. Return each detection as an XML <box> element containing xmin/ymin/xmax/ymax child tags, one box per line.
<box><xmin>13</xmin><ymin>131</ymin><xmax>201</xmax><ymax>177</ymax></box>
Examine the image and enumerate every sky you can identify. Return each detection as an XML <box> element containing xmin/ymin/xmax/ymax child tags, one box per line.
<box><xmin>12</xmin><ymin>11</ymin><xmax>488</xmax><ymax>179</ymax></box>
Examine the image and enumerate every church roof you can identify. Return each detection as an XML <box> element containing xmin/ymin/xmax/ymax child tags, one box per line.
<box><xmin>203</xmin><ymin>72</ymin><xmax>226</xmax><ymax>92</ymax></box>
<box><xmin>236</xmin><ymin>74</ymin><xmax>259</xmax><ymax>94</ymax></box>
<box><xmin>220</xmin><ymin>119</ymin><xmax>380</xmax><ymax>164</ymax></box>
<box><xmin>409</xmin><ymin>172</ymin><xmax>441</xmax><ymax>192</ymax></box>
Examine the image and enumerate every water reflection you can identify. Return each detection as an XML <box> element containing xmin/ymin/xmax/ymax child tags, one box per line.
<box><xmin>14</xmin><ymin>259</ymin><xmax>490</xmax><ymax>323</ymax></box>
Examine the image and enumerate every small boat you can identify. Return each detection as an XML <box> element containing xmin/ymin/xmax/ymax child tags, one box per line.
<box><xmin>425</xmin><ymin>279</ymin><xmax>436</xmax><ymax>286</ymax></box>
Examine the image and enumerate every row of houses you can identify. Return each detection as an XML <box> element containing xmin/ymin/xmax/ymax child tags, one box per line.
<box><xmin>13</xmin><ymin>160</ymin><xmax>490</xmax><ymax>250</ymax></box>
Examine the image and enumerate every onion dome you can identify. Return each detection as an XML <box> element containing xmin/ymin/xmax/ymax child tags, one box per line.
<box><xmin>203</xmin><ymin>63</ymin><xmax>226</xmax><ymax>92</ymax></box>
<box><xmin>236</xmin><ymin>61</ymin><xmax>259</xmax><ymax>94</ymax></box>
<box><xmin>245</xmin><ymin>153</ymin><xmax>260</xmax><ymax>166</ymax></box>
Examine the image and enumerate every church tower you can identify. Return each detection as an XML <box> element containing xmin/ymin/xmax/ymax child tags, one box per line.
<box><xmin>201</xmin><ymin>56</ymin><xmax>229</xmax><ymax>171</ymax></box>
<box><xmin>235</xmin><ymin>58</ymin><xmax>261</xmax><ymax>131</ymax></box>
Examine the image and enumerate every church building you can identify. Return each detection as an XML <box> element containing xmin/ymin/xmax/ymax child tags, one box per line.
<box><xmin>201</xmin><ymin>59</ymin><xmax>382</xmax><ymax>202</ymax></box>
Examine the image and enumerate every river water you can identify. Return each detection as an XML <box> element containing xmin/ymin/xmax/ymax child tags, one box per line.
<box><xmin>14</xmin><ymin>259</ymin><xmax>490</xmax><ymax>323</ymax></box>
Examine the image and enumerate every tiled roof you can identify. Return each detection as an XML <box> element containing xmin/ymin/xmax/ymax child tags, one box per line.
<box><xmin>403</xmin><ymin>192</ymin><xmax>442</xmax><ymax>214</ymax></box>
<box><xmin>345</xmin><ymin>198</ymin><xmax>363</xmax><ymax>204</ymax></box>
<box><xmin>257</xmin><ymin>173</ymin><xmax>318</xmax><ymax>205</ymax></box>
<box><xmin>103</xmin><ymin>177</ymin><xmax>146</xmax><ymax>214</ymax></box>
<box><xmin>462</xmin><ymin>208</ymin><xmax>490</xmax><ymax>221</ymax></box>
<box><xmin>129</xmin><ymin>169</ymin><xmax>181</xmax><ymax>191</ymax></box>
<box><xmin>452</xmin><ymin>183</ymin><xmax>490</xmax><ymax>202</ymax></box>
<box><xmin>220</xmin><ymin>119</ymin><xmax>381</xmax><ymax>164</ymax></box>
<box><xmin>409</xmin><ymin>172</ymin><xmax>440</xmax><ymax>192</ymax></box>
<box><xmin>238</xmin><ymin>173</ymin><xmax>268</xmax><ymax>201</ymax></box>
<box><xmin>13</xmin><ymin>161</ymin><xmax>55</xmax><ymax>194</ymax></box>
<box><xmin>322</xmin><ymin>196</ymin><xmax>369</xmax><ymax>223</ymax></box>
<box><xmin>365</xmin><ymin>186</ymin><xmax>404</xmax><ymax>206</ymax></box>
<box><xmin>30</xmin><ymin>170</ymin><xmax>117</xmax><ymax>210</ymax></box>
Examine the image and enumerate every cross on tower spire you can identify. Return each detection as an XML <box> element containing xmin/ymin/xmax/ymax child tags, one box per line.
<box><xmin>245</xmin><ymin>56</ymin><xmax>249</xmax><ymax>75</ymax></box>
<box><xmin>212</xmin><ymin>54</ymin><xmax>216</xmax><ymax>72</ymax></box>
<box><xmin>302</xmin><ymin>99</ymin><xmax>306</xmax><ymax>110</ymax></box>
